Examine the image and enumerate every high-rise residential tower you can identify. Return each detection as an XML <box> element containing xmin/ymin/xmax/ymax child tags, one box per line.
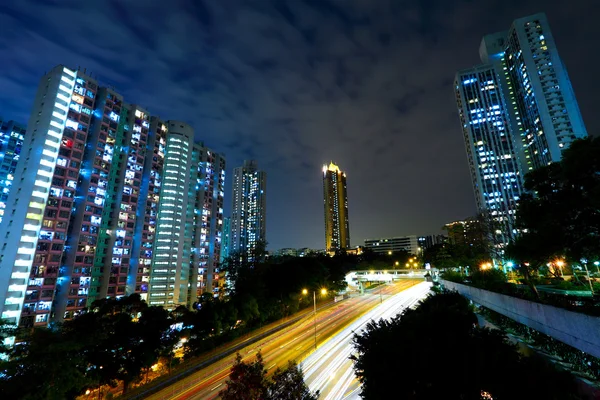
<box><xmin>455</xmin><ymin>64</ymin><xmax>525</xmax><ymax>244</ymax></box>
<box><xmin>323</xmin><ymin>162</ymin><xmax>350</xmax><ymax>253</ymax></box>
<box><xmin>455</xmin><ymin>13</ymin><xmax>587</xmax><ymax>246</ymax></box>
<box><xmin>0</xmin><ymin>119</ymin><xmax>26</xmax><ymax>224</ymax></box>
<box><xmin>148</xmin><ymin>121</ymin><xmax>225</xmax><ymax>308</ymax></box>
<box><xmin>0</xmin><ymin>66</ymin><xmax>227</xmax><ymax>331</ymax></box>
<box><xmin>230</xmin><ymin>160</ymin><xmax>266</xmax><ymax>260</ymax></box>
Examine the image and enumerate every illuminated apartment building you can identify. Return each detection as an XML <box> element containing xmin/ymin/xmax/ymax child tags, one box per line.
<box><xmin>323</xmin><ymin>162</ymin><xmax>350</xmax><ymax>253</ymax></box>
<box><xmin>0</xmin><ymin>66</ymin><xmax>99</xmax><ymax>328</ymax></box>
<box><xmin>454</xmin><ymin>13</ymin><xmax>587</xmax><ymax>246</ymax></box>
<box><xmin>0</xmin><ymin>119</ymin><xmax>26</xmax><ymax>224</ymax></box>
<box><xmin>455</xmin><ymin>64</ymin><xmax>525</xmax><ymax>244</ymax></box>
<box><xmin>148</xmin><ymin>121</ymin><xmax>225</xmax><ymax>309</ymax></box>
<box><xmin>364</xmin><ymin>236</ymin><xmax>418</xmax><ymax>255</ymax></box>
<box><xmin>128</xmin><ymin>116</ymin><xmax>167</xmax><ymax>300</ymax></box>
<box><xmin>0</xmin><ymin>66</ymin><xmax>227</xmax><ymax>330</ymax></box>
<box><xmin>230</xmin><ymin>160</ymin><xmax>266</xmax><ymax>260</ymax></box>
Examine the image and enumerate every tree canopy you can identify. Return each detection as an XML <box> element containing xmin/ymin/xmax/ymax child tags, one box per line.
<box><xmin>352</xmin><ymin>291</ymin><xmax>579</xmax><ymax>400</ymax></box>
<box><xmin>507</xmin><ymin>137</ymin><xmax>600</xmax><ymax>280</ymax></box>
<box><xmin>220</xmin><ymin>352</ymin><xmax>318</xmax><ymax>400</ymax></box>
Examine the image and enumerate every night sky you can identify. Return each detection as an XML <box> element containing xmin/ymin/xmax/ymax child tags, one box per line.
<box><xmin>0</xmin><ymin>1</ymin><xmax>596</xmax><ymax>250</ymax></box>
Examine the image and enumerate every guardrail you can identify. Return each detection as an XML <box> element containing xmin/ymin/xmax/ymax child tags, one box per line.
<box><xmin>441</xmin><ymin>279</ymin><xmax>600</xmax><ymax>359</ymax></box>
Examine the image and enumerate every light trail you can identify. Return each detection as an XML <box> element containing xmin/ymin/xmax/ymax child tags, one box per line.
<box><xmin>142</xmin><ymin>280</ymin><xmax>424</xmax><ymax>400</ymax></box>
<box><xmin>302</xmin><ymin>282</ymin><xmax>432</xmax><ymax>400</ymax></box>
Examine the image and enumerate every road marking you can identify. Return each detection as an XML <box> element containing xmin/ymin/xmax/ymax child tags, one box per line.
<box><xmin>210</xmin><ymin>383</ymin><xmax>223</xmax><ymax>391</ymax></box>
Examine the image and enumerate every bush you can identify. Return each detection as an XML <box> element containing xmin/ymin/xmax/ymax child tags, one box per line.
<box><xmin>470</xmin><ymin>268</ymin><xmax>508</xmax><ymax>291</ymax></box>
<box><xmin>440</xmin><ymin>270</ymin><xmax>465</xmax><ymax>283</ymax></box>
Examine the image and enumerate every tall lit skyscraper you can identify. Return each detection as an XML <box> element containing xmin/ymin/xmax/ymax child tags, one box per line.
<box><xmin>455</xmin><ymin>64</ymin><xmax>525</xmax><ymax>244</ymax></box>
<box><xmin>0</xmin><ymin>65</ymin><xmax>227</xmax><ymax>331</ymax></box>
<box><xmin>455</xmin><ymin>13</ymin><xmax>587</xmax><ymax>245</ymax></box>
<box><xmin>148</xmin><ymin>121</ymin><xmax>225</xmax><ymax>308</ymax></box>
<box><xmin>323</xmin><ymin>162</ymin><xmax>349</xmax><ymax>253</ymax></box>
<box><xmin>0</xmin><ymin>119</ymin><xmax>26</xmax><ymax>224</ymax></box>
<box><xmin>230</xmin><ymin>160</ymin><xmax>266</xmax><ymax>260</ymax></box>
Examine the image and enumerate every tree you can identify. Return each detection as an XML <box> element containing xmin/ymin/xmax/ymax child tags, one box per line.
<box><xmin>351</xmin><ymin>291</ymin><xmax>578</xmax><ymax>400</ymax></box>
<box><xmin>220</xmin><ymin>353</ymin><xmax>318</xmax><ymax>400</ymax></box>
<box><xmin>507</xmin><ymin>137</ymin><xmax>600</xmax><ymax>291</ymax></box>
<box><xmin>269</xmin><ymin>361</ymin><xmax>319</xmax><ymax>400</ymax></box>
<box><xmin>0</xmin><ymin>327</ymin><xmax>91</xmax><ymax>399</ymax></box>
<box><xmin>220</xmin><ymin>352</ymin><xmax>268</xmax><ymax>400</ymax></box>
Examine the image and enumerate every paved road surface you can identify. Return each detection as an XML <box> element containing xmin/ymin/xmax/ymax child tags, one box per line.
<box><xmin>302</xmin><ymin>282</ymin><xmax>432</xmax><ymax>400</ymax></box>
<box><xmin>147</xmin><ymin>279</ymin><xmax>424</xmax><ymax>400</ymax></box>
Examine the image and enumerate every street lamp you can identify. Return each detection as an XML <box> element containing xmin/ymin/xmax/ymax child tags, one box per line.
<box><xmin>580</xmin><ymin>259</ymin><xmax>594</xmax><ymax>295</ymax></box>
<box><xmin>302</xmin><ymin>288</ymin><xmax>327</xmax><ymax>350</ymax></box>
<box><xmin>388</xmin><ymin>251</ymin><xmax>392</xmax><ymax>256</ymax></box>
<box><xmin>555</xmin><ymin>260</ymin><xmax>565</xmax><ymax>278</ymax></box>
<box><xmin>594</xmin><ymin>261</ymin><xmax>600</xmax><ymax>274</ymax></box>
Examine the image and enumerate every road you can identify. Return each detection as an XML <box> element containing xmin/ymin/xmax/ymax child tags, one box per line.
<box><xmin>146</xmin><ymin>279</ymin><xmax>424</xmax><ymax>400</ymax></box>
<box><xmin>302</xmin><ymin>282</ymin><xmax>432</xmax><ymax>400</ymax></box>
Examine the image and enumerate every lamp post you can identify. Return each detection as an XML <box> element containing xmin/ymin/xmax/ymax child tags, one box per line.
<box><xmin>303</xmin><ymin>288</ymin><xmax>327</xmax><ymax>350</ymax></box>
<box><xmin>555</xmin><ymin>260</ymin><xmax>565</xmax><ymax>278</ymax></box>
<box><xmin>580</xmin><ymin>259</ymin><xmax>594</xmax><ymax>295</ymax></box>
<box><xmin>594</xmin><ymin>261</ymin><xmax>600</xmax><ymax>274</ymax></box>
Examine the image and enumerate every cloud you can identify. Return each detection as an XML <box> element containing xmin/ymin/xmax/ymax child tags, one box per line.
<box><xmin>0</xmin><ymin>0</ymin><xmax>596</xmax><ymax>249</ymax></box>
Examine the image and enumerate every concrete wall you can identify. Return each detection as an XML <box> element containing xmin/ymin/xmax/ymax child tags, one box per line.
<box><xmin>441</xmin><ymin>280</ymin><xmax>600</xmax><ymax>359</ymax></box>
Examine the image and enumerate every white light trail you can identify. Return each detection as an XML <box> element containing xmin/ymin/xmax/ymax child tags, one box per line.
<box><xmin>302</xmin><ymin>282</ymin><xmax>432</xmax><ymax>400</ymax></box>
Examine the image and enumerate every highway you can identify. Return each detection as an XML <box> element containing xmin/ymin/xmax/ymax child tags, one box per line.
<box><xmin>302</xmin><ymin>281</ymin><xmax>432</xmax><ymax>400</ymax></box>
<box><xmin>145</xmin><ymin>279</ymin><xmax>425</xmax><ymax>400</ymax></box>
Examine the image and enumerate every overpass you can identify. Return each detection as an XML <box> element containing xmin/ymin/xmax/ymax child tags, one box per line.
<box><xmin>345</xmin><ymin>269</ymin><xmax>436</xmax><ymax>289</ymax></box>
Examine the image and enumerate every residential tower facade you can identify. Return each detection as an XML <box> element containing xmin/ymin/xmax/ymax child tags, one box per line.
<box><xmin>230</xmin><ymin>160</ymin><xmax>266</xmax><ymax>260</ymax></box>
<box><xmin>323</xmin><ymin>162</ymin><xmax>350</xmax><ymax>253</ymax></box>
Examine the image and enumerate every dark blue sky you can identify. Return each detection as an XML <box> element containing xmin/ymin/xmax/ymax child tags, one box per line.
<box><xmin>0</xmin><ymin>0</ymin><xmax>597</xmax><ymax>250</ymax></box>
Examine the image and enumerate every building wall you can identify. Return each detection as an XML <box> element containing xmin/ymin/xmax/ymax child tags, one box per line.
<box><xmin>0</xmin><ymin>66</ymin><xmax>83</xmax><ymax>328</ymax></box>
<box><xmin>454</xmin><ymin>13</ymin><xmax>587</xmax><ymax>248</ymax></box>
<box><xmin>220</xmin><ymin>217</ymin><xmax>230</xmax><ymax>262</ymax></box>
<box><xmin>455</xmin><ymin>64</ymin><xmax>524</xmax><ymax>244</ymax></box>
<box><xmin>442</xmin><ymin>280</ymin><xmax>600</xmax><ymax>359</ymax></box>
<box><xmin>230</xmin><ymin>160</ymin><xmax>266</xmax><ymax>260</ymax></box>
<box><xmin>0</xmin><ymin>65</ymin><xmax>228</xmax><ymax>325</ymax></box>
<box><xmin>505</xmin><ymin>13</ymin><xmax>587</xmax><ymax>170</ymax></box>
<box><xmin>323</xmin><ymin>162</ymin><xmax>350</xmax><ymax>252</ymax></box>
<box><xmin>0</xmin><ymin>119</ymin><xmax>26</xmax><ymax>224</ymax></box>
<box><xmin>364</xmin><ymin>236</ymin><xmax>418</xmax><ymax>255</ymax></box>
<box><xmin>148</xmin><ymin>122</ymin><xmax>225</xmax><ymax>308</ymax></box>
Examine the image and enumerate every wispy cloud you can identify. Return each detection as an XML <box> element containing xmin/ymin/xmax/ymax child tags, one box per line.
<box><xmin>0</xmin><ymin>0</ymin><xmax>596</xmax><ymax>248</ymax></box>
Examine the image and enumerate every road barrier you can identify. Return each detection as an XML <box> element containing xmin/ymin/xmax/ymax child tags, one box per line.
<box><xmin>442</xmin><ymin>279</ymin><xmax>600</xmax><ymax>359</ymax></box>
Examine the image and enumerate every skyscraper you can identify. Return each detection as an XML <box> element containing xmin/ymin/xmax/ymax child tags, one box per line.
<box><xmin>148</xmin><ymin>121</ymin><xmax>225</xmax><ymax>308</ymax></box>
<box><xmin>230</xmin><ymin>160</ymin><xmax>266</xmax><ymax>260</ymax></box>
<box><xmin>503</xmin><ymin>14</ymin><xmax>587</xmax><ymax>170</ymax></box>
<box><xmin>0</xmin><ymin>65</ymin><xmax>226</xmax><ymax>330</ymax></box>
<box><xmin>0</xmin><ymin>119</ymin><xmax>26</xmax><ymax>224</ymax></box>
<box><xmin>455</xmin><ymin>64</ymin><xmax>525</xmax><ymax>244</ymax></box>
<box><xmin>323</xmin><ymin>162</ymin><xmax>350</xmax><ymax>253</ymax></box>
<box><xmin>455</xmin><ymin>13</ymin><xmax>587</xmax><ymax>245</ymax></box>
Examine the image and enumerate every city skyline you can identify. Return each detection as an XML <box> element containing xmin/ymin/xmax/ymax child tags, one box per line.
<box><xmin>0</xmin><ymin>1</ymin><xmax>597</xmax><ymax>250</ymax></box>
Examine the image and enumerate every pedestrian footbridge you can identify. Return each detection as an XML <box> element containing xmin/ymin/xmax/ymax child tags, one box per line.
<box><xmin>345</xmin><ymin>269</ymin><xmax>433</xmax><ymax>289</ymax></box>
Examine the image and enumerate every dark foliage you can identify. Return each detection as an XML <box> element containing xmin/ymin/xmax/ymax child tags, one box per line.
<box><xmin>352</xmin><ymin>292</ymin><xmax>579</xmax><ymax>400</ymax></box>
<box><xmin>220</xmin><ymin>352</ymin><xmax>318</xmax><ymax>400</ymax></box>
